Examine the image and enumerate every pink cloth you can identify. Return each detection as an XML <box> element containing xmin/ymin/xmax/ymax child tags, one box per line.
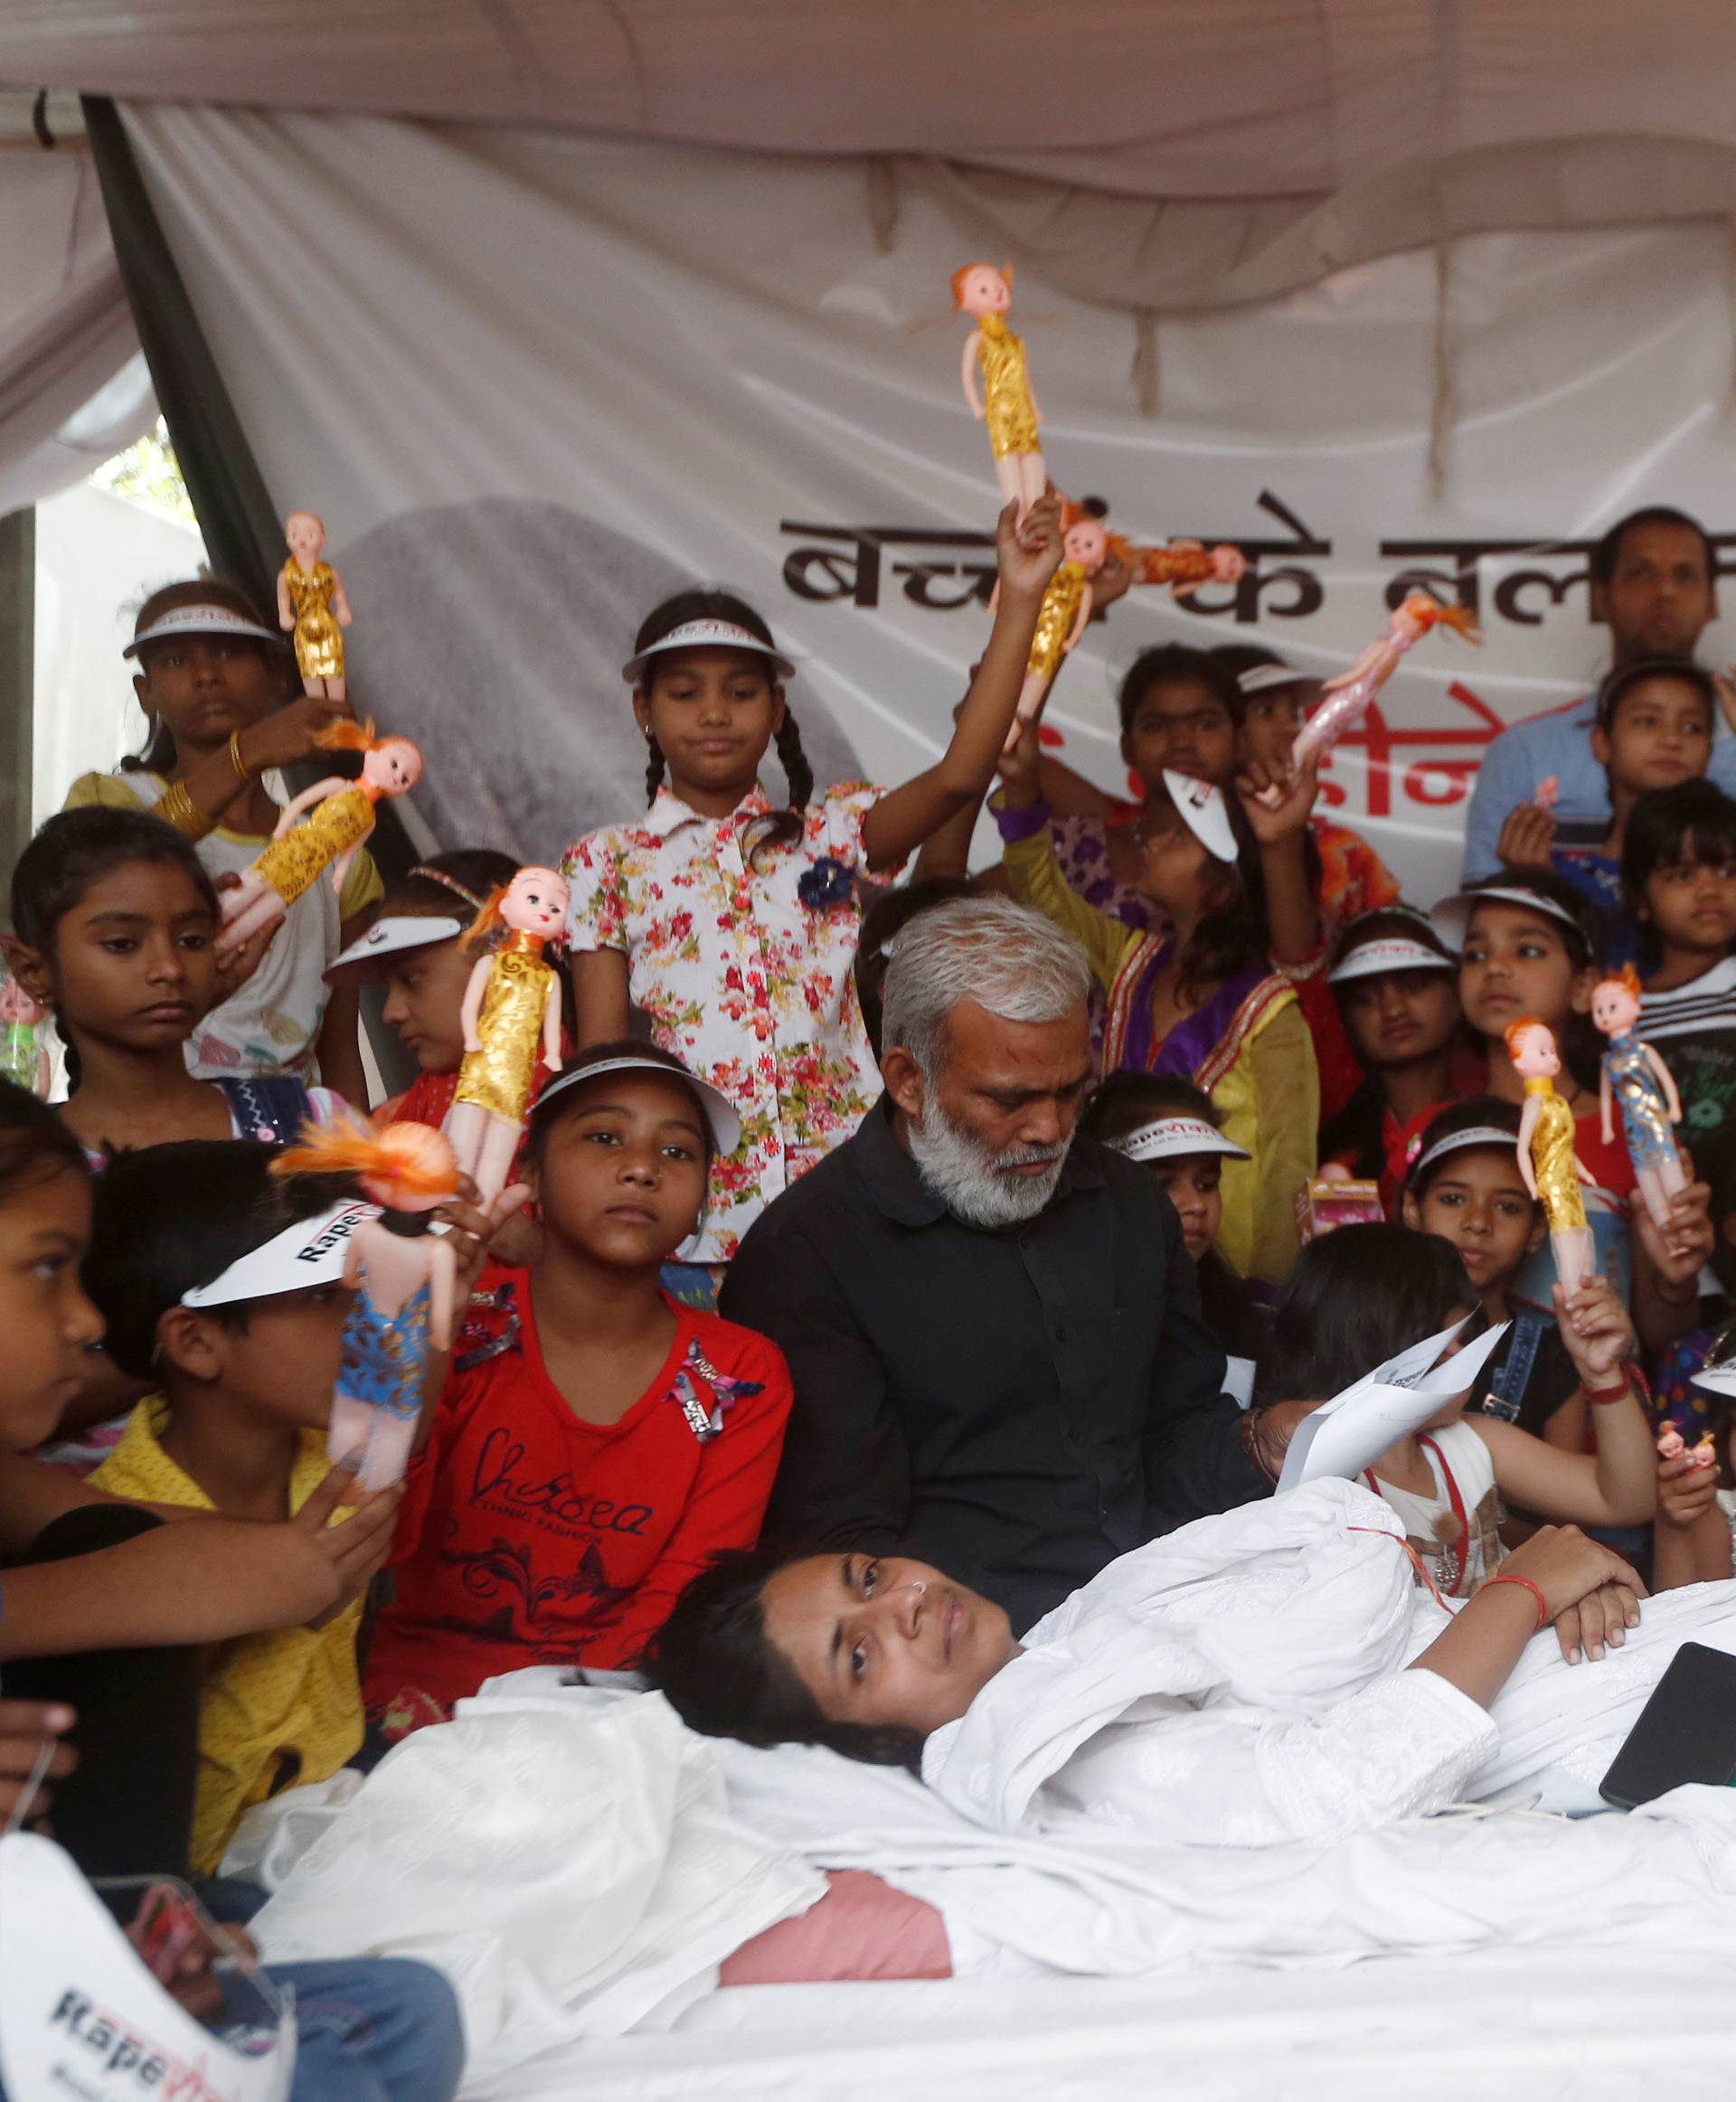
<box><xmin>718</xmin><ymin>1870</ymin><xmax>951</xmax><ymax>1985</ymax></box>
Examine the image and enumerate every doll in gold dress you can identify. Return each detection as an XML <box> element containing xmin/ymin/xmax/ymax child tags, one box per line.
<box><xmin>1510</xmin><ymin>1016</ymin><xmax>1596</xmax><ymax>1296</ymax></box>
<box><xmin>954</xmin><ymin>261</ymin><xmax>1046</xmax><ymax>520</ymax></box>
<box><xmin>215</xmin><ymin>720</ymin><xmax>423</xmax><ymax>961</ymax></box>
<box><xmin>278</xmin><ymin>509</ymin><xmax>354</xmax><ymax>700</ymax></box>
<box><xmin>443</xmin><ymin>867</ymin><xmax>569</xmax><ymax>1203</ymax></box>
<box><xmin>986</xmin><ymin>502</ymin><xmax>1115</xmax><ymax>732</ymax></box>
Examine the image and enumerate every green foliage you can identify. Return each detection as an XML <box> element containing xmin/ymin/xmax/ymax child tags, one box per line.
<box><xmin>90</xmin><ymin>418</ymin><xmax>196</xmax><ymax>526</ymax></box>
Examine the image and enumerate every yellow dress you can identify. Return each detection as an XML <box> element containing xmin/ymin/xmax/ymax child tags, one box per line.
<box><xmin>976</xmin><ymin>313</ymin><xmax>1040</xmax><ymax>458</ymax></box>
<box><xmin>1524</xmin><ymin>1078</ymin><xmax>1589</xmax><ymax>1234</ymax></box>
<box><xmin>250</xmin><ymin>784</ymin><xmax>375</xmax><ymax>909</ymax></box>
<box><xmin>1028</xmin><ymin>561</ymin><xmax>1089</xmax><ymax>681</ymax></box>
<box><xmin>282</xmin><ymin>557</ymin><xmax>345</xmax><ymax>682</ymax></box>
<box><xmin>452</xmin><ymin>931</ymin><xmax>557</xmax><ymax>1124</ymax></box>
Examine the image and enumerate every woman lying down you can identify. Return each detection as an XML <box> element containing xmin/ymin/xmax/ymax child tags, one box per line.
<box><xmin>648</xmin><ymin>1486</ymin><xmax>1708</xmax><ymax>1845</ymax></box>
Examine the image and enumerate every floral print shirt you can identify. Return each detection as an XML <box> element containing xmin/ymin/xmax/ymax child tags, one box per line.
<box><xmin>562</xmin><ymin>781</ymin><xmax>891</xmax><ymax>1262</ymax></box>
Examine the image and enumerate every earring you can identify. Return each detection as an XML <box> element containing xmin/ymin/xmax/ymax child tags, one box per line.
<box><xmin>642</xmin><ymin>724</ymin><xmax>654</xmax><ymax>741</ymax></box>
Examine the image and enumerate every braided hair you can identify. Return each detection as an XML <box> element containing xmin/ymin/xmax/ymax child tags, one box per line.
<box><xmin>632</xmin><ymin>589</ymin><xmax>811</xmax><ymax>864</ymax></box>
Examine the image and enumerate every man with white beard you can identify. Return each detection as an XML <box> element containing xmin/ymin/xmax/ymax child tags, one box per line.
<box><xmin>721</xmin><ymin>896</ymin><xmax>1301</xmax><ymax>1633</ymax></box>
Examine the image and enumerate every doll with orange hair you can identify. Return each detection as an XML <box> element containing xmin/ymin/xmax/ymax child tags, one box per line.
<box><xmin>444</xmin><ymin>865</ymin><xmax>569</xmax><ymax>1202</ymax></box>
<box><xmin>1510</xmin><ymin>1016</ymin><xmax>1597</xmax><ymax>1296</ymax></box>
<box><xmin>278</xmin><ymin>509</ymin><xmax>354</xmax><ymax>700</ymax></box>
<box><xmin>1292</xmin><ymin>593</ymin><xmax>1481</xmax><ymax>768</ymax></box>
<box><xmin>1592</xmin><ymin>963</ymin><xmax>1686</xmax><ymax>1229</ymax></box>
<box><xmin>216</xmin><ymin>719</ymin><xmax>422</xmax><ymax>961</ymax></box>
<box><xmin>954</xmin><ymin>260</ymin><xmax>1045</xmax><ymax>517</ymax></box>
<box><xmin>989</xmin><ymin>502</ymin><xmax>1113</xmax><ymax>730</ymax></box>
<box><xmin>274</xmin><ymin>1117</ymin><xmax>460</xmax><ymax>1490</ymax></box>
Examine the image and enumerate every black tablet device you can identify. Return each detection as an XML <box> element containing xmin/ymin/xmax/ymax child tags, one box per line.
<box><xmin>1599</xmin><ymin>1643</ymin><xmax>1736</xmax><ymax>1809</ymax></box>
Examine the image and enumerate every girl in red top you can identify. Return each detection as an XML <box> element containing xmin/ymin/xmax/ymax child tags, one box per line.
<box><xmin>364</xmin><ymin>1041</ymin><xmax>792</xmax><ymax>1731</ymax></box>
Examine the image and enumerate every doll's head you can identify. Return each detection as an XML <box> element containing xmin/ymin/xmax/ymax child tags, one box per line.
<box><xmin>0</xmin><ymin>976</ymin><xmax>42</xmax><ymax>1026</ymax></box>
<box><xmin>1505</xmin><ymin>1016</ymin><xmax>1561</xmax><ymax>1081</ymax></box>
<box><xmin>1392</xmin><ymin>593</ymin><xmax>1478</xmax><ymax>646</ymax></box>
<box><xmin>950</xmin><ymin>262</ymin><xmax>1012</xmax><ymax>317</ymax></box>
<box><xmin>1061</xmin><ymin>516</ymin><xmax>1109</xmax><ymax>573</ymax></box>
<box><xmin>312</xmin><ymin>719</ymin><xmax>423</xmax><ymax>797</ymax></box>
<box><xmin>274</xmin><ymin>1116</ymin><xmax>458</xmax><ymax>1214</ymax></box>
<box><xmin>284</xmin><ymin>510</ymin><xmax>327</xmax><ymax>562</ymax></box>
<box><xmin>462</xmin><ymin>865</ymin><xmax>570</xmax><ymax>954</ymax></box>
<box><xmin>1590</xmin><ymin>964</ymin><xmax>1645</xmax><ymax>1040</ymax></box>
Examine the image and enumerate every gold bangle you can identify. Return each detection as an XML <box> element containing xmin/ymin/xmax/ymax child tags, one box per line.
<box><xmin>156</xmin><ymin>779</ymin><xmax>214</xmax><ymax>842</ymax></box>
<box><xmin>229</xmin><ymin>731</ymin><xmax>251</xmax><ymax>783</ymax></box>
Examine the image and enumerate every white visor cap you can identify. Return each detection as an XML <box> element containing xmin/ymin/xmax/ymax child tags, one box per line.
<box><xmin>622</xmin><ymin>618</ymin><xmax>797</xmax><ymax>684</ymax></box>
<box><xmin>1115</xmin><ymin>1116</ymin><xmax>1251</xmax><ymax>1164</ymax></box>
<box><xmin>182</xmin><ymin>1199</ymin><xmax>380</xmax><ymax>1309</ymax></box>
<box><xmin>533</xmin><ymin>1053</ymin><xmax>741</xmax><ymax>1156</ymax></box>
<box><xmin>123</xmin><ymin>603</ymin><xmax>280</xmax><ymax>658</ymax></box>
<box><xmin>325</xmin><ymin>916</ymin><xmax>464</xmax><ymax>979</ymax></box>
<box><xmin>1328</xmin><ymin>936</ymin><xmax>1456</xmax><ymax>985</ymax></box>
<box><xmin>1161</xmin><ymin>769</ymin><xmax>1239</xmax><ymax>863</ymax></box>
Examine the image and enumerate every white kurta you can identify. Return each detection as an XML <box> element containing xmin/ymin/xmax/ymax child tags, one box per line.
<box><xmin>922</xmin><ymin>1480</ymin><xmax>1736</xmax><ymax>1843</ymax></box>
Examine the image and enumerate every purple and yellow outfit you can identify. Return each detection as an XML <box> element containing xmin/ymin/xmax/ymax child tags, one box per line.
<box><xmin>999</xmin><ymin>800</ymin><xmax>1317</xmax><ymax>1285</ymax></box>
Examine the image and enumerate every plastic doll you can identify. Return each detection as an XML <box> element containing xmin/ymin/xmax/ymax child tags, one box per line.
<box><xmin>443</xmin><ymin>866</ymin><xmax>569</xmax><ymax>1204</ymax></box>
<box><xmin>0</xmin><ymin>966</ymin><xmax>49</xmax><ymax>1099</ymax></box>
<box><xmin>278</xmin><ymin>509</ymin><xmax>354</xmax><ymax>700</ymax></box>
<box><xmin>1534</xmin><ymin>776</ymin><xmax>1561</xmax><ymax>813</ymax></box>
<box><xmin>1292</xmin><ymin>593</ymin><xmax>1481</xmax><ymax>768</ymax></box>
<box><xmin>273</xmin><ymin>1117</ymin><xmax>459</xmax><ymax>1492</ymax></box>
<box><xmin>215</xmin><ymin>720</ymin><xmax>422</xmax><ymax>961</ymax></box>
<box><xmin>953</xmin><ymin>261</ymin><xmax>1045</xmax><ymax>518</ymax></box>
<box><xmin>1509</xmin><ymin>1016</ymin><xmax>1596</xmax><ymax>1297</ymax></box>
<box><xmin>1592</xmin><ymin>963</ymin><xmax>1686</xmax><ymax>1230</ymax></box>
<box><xmin>1130</xmin><ymin>538</ymin><xmax>1249</xmax><ymax>599</ymax></box>
<box><xmin>990</xmin><ymin>505</ymin><xmax>1110</xmax><ymax>729</ymax></box>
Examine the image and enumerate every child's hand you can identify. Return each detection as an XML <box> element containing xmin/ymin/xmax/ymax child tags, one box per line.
<box><xmin>1495</xmin><ymin>800</ymin><xmax>1557</xmax><ymax>872</ymax></box>
<box><xmin>995</xmin><ymin>487</ymin><xmax>1063</xmax><ymax>604</ymax></box>
<box><xmin>1499</xmin><ymin>1522</ymin><xmax>1643</xmax><ymax>1626</ymax></box>
<box><xmin>242</xmin><ymin>692</ymin><xmax>353</xmax><ymax>775</ymax></box>
<box><xmin>297</xmin><ymin>1471</ymin><xmax>404</xmax><ymax>1628</ymax></box>
<box><xmin>1656</xmin><ymin>1449</ymin><xmax>1722</xmax><ymax>1532</ymax></box>
<box><xmin>1635</xmin><ymin>1173</ymin><xmax>1716</xmax><ymax>1283</ymax></box>
<box><xmin>437</xmin><ymin>1181</ymin><xmax>530</xmax><ymax>1306</ymax></box>
<box><xmin>209</xmin><ymin>876</ymin><xmax>275</xmax><ymax>1001</ymax></box>
<box><xmin>0</xmin><ymin>1701</ymin><xmax>75</xmax><ymax>1826</ymax></box>
<box><xmin>1233</xmin><ymin>749</ymin><xmax>1320</xmax><ymax>844</ymax></box>
<box><xmin>996</xmin><ymin>715</ymin><xmax>1043</xmax><ymax>808</ymax></box>
<box><xmin>1552</xmin><ymin>1272</ymin><xmax>1636</xmax><ymax>1388</ymax></box>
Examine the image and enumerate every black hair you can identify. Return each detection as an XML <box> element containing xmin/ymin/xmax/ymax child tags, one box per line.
<box><xmin>1208</xmin><ymin>642</ymin><xmax>1288</xmax><ymax>683</ymax></box>
<box><xmin>83</xmin><ymin>1140</ymin><xmax>345</xmax><ymax>1380</ymax></box>
<box><xmin>1589</xmin><ymin>507</ymin><xmax>1718</xmax><ymax>593</ymax></box>
<box><xmin>1622</xmin><ymin>779</ymin><xmax>1736</xmax><ymax>906</ymax></box>
<box><xmin>123</xmin><ymin>578</ymin><xmax>290</xmax><ymax>776</ymax></box>
<box><xmin>1078</xmin><ymin>1070</ymin><xmax>1217</xmax><ymax>1146</ymax></box>
<box><xmin>854</xmin><ymin>877</ymin><xmax>977</xmax><ymax>1062</ymax></box>
<box><xmin>0</xmin><ymin>1080</ymin><xmax>88</xmax><ymax>1208</ymax></box>
<box><xmin>10</xmin><ymin>808</ymin><xmax>222</xmax><ymax>1095</ymax></box>
<box><xmin>1117</xmin><ymin>643</ymin><xmax>1244</xmax><ymax>740</ymax></box>
<box><xmin>1251</xmin><ymin>1223</ymin><xmax>1471</xmax><ymax>1411</ymax></box>
<box><xmin>633</xmin><ymin>589</ymin><xmax>813</xmax><ymax>865</ymax></box>
<box><xmin>1168</xmin><ymin>794</ymin><xmax>1272</xmax><ymax>1005</ymax></box>
<box><xmin>1405</xmin><ymin>1095</ymin><xmax>1526</xmax><ymax>1201</ymax></box>
<box><xmin>526</xmin><ymin>1037</ymin><xmax>719</xmax><ymax>1180</ymax></box>
<box><xmin>376</xmin><ymin>848</ymin><xmax>522</xmax><ymax>924</ymax></box>
<box><xmin>640</xmin><ymin>1545</ymin><xmax>927</xmax><ymax>1770</ymax></box>
<box><xmin>1592</xmin><ymin>656</ymin><xmax>1717</xmax><ymax>736</ymax></box>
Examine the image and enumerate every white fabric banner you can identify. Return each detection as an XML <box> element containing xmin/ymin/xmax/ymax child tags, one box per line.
<box><xmin>118</xmin><ymin>105</ymin><xmax>1736</xmax><ymax>898</ymax></box>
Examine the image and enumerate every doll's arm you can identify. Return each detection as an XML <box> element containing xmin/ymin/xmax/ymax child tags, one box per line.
<box><xmin>328</xmin><ymin>565</ymin><xmax>354</xmax><ymax>627</ymax></box>
<box><xmin>1646</xmin><ymin>1043</ymin><xmax>1684</xmax><ymax>1124</ymax></box>
<box><xmin>542</xmin><ymin>975</ymin><xmax>563</xmax><ymax>1070</ymax></box>
<box><xmin>1321</xmin><ymin>640</ymin><xmax>1386</xmax><ymax>696</ymax></box>
<box><xmin>272</xmin><ymin>776</ymin><xmax>347</xmax><ymax>837</ymax></box>
<box><xmin>342</xmin><ymin>1236</ymin><xmax>365</xmax><ymax>1291</ymax></box>
<box><xmin>328</xmin><ymin>843</ymin><xmax>364</xmax><ymax>896</ymax></box>
<box><xmin>1599</xmin><ymin>1065</ymin><xmax>1614</xmax><ymax>1145</ymax></box>
<box><xmin>1026</xmin><ymin>377</ymin><xmax>1043</xmax><ymax>424</ymax></box>
<box><xmin>276</xmin><ymin>570</ymin><xmax>294</xmax><ymax>631</ymax></box>
<box><xmin>1573</xmin><ymin>1151</ymin><xmax>1596</xmax><ymax>1186</ymax></box>
<box><xmin>458</xmin><ymin>957</ymin><xmax>491</xmax><ymax>1054</ymax></box>
<box><xmin>1063</xmin><ymin>584</ymin><xmax>1093</xmax><ymax>654</ymax></box>
<box><xmin>1514</xmin><ymin>1105</ymin><xmax>1541</xmax><ymax>1198</ymax></box>
<box><xmin>959</xmin><ymin>335</ymin><xmax>984</xmax><ymax>417</ymax></box>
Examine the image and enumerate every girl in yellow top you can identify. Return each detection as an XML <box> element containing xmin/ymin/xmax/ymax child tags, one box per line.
<box><xmin>996</xmin><ymin>730</ymin><xmax>1317</xmax><ymax>1286</ymax></box>
<box><xmin>82</xmin><ymin>1142</ymin><xmax>413</xmax><ymax>1872</ymax></box>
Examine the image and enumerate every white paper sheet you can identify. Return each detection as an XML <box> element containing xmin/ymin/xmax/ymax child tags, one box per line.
<box><xmin>1276</xmin><ymin>1318</ymin><xmax>1511</xmax><ymax>1491</ymax></box>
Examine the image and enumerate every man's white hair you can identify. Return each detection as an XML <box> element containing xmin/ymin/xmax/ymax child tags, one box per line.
<box><xmin>881</xmin><ymin>894</ymin><xmax>1092</xmax><ymax>1081</ymax></box>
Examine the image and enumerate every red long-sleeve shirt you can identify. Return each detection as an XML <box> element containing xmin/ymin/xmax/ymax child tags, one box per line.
<box><xmin>363</xmin><ymin>1266</ymin><xmax>792</xmax><ymax>1723</ymax></box>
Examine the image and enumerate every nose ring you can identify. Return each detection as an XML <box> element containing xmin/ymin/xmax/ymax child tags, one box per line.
<box><xmin>907</xmin><ymin>1579</ymin><xmax>926</xmax><ymax>1597</ymax></box>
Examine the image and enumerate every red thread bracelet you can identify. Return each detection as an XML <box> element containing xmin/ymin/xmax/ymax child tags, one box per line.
<box><xmin>1583</xmin><ymin>1367</ymin><xmax>1634</xmax><ymax>1406</ymax></box>
<box><xmin>1482</xmin><ymin>1572</ymin><xmax>1549</xmax><ymax>1630</ymax></box>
